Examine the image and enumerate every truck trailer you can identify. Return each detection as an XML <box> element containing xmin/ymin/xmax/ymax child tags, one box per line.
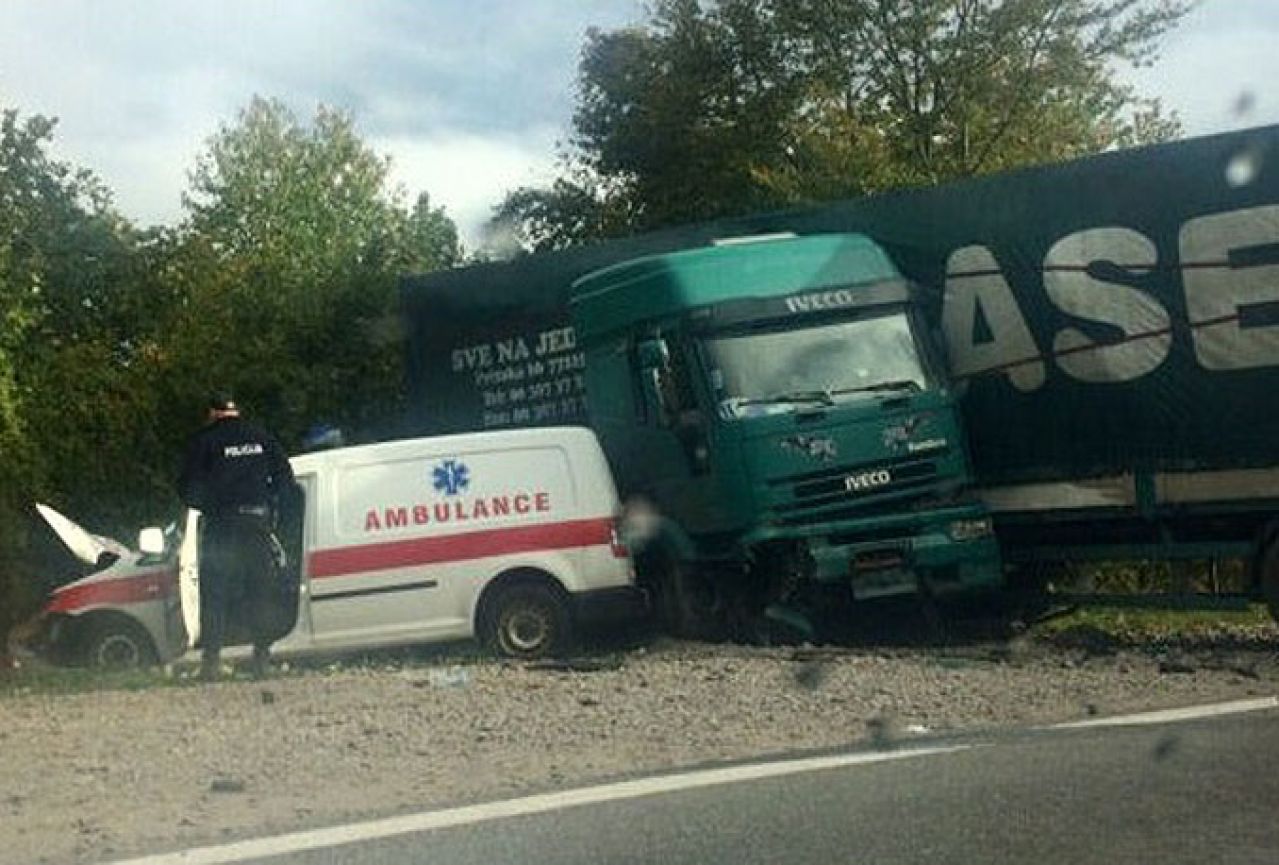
<box><xmin>402</xmin><ymin>124</ymin><xmax>1279</xmax><ymax>631</ymax></box>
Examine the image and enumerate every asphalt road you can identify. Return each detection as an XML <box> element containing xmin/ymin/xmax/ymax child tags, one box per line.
<box><xmin>131</xmin><ymin>705</ymin><xmax>1279</xmax><ymax>865</ymax></box>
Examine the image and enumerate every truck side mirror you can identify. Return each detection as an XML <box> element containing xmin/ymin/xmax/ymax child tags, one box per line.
<box><xmin>637</xmin><ymin>337</ymin><xmax>669</xmax><ymax>370</ymax></box>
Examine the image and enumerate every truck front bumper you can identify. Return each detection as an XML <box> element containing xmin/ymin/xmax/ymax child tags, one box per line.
<box><xmin>747</xmin><ymin>502</ymin><xmax>1004</xmax><ymax>600</ymax></box>
<box><xmin>818</xmin><ymin>531</ymin><xmax>1002</xmax><ymax>600</ymax></box>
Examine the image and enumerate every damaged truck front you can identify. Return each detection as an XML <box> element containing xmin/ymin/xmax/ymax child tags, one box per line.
<box><xmin>568</xmin><ymin>236</ymin><xmax>1000</xmax><ymax>635</ymax></box>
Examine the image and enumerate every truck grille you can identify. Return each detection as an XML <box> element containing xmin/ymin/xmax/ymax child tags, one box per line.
<box><xmin>766</xmin><ymin>453</ymin><xmax>943</xmax><ymax>524</ymax></box>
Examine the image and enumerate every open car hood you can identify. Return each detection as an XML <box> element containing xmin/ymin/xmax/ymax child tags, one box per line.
<box><xmin>35</xmin><ymin>503</ymin><xmax>131</xmax><ymax>567</ymax></box>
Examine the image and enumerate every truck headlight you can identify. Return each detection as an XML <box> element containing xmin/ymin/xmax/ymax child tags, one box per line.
<box><xmin>947</xmin><ymin>518</ymin><xmax>993</xmax><ymax>541</ymax></box>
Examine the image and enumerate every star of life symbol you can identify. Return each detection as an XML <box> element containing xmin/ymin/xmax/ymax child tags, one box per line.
<box><xmin>432</xmin><ymin>459</ymin><xmax>470</xmax><ymax>496</ymax></box>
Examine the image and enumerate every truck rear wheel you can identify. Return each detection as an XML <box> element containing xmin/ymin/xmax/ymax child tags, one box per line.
<box><xmin>483</xmin><ymin>584</ymin><xmax>571</xmax><ymax>660</ymax></box>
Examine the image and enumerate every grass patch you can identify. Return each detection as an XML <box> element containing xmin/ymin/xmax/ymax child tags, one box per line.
<box><xmin>1031</xmin><ymin>602</ymin><xmax>1277</xmax><ymax>646</ymax></box>
<box><xmin>1</xmin><ymin>661</ymin><xmax>180</xmax><ymax>698</ymax></box>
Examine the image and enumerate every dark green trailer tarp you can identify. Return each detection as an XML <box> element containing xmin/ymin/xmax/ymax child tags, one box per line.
<box><xmin>403</xmin><ymin>124</ymin><xmax>1279</xmax><ymax>486</ymax></box>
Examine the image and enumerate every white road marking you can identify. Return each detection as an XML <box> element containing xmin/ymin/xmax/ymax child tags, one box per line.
<box><xmin>110</xmin><ymin>744</ymin><xmax>971</xmax><ymax>865</ymax></box>
<box><xmin>111</xmin><ymin>696</ymin><xmax>1279</xmax><ymax>864</ymax></box>
<box><xmin>1050</xmin><ymin>696</ymin><xmax>1279</xmax><ymax>730</ymax></box>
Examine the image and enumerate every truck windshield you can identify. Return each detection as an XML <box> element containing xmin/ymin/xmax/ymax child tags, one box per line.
<box><xmin>703</xmin><ymin>311</ymin><xmax>929</xmax><ymax>418</ymax></box>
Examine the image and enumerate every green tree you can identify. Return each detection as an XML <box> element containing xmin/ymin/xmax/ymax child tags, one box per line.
<box><xmin>0</xmin><ymin>106</ymin><xmax>155</xmax><ymax>639</ymax></box>
<box><xmin>1</xmin><ymin>106</ymin><xmax>167</xmax><ymax>524</ymax></box>
<box><xmin>495</xmin><ymin>0</ymin><xmax>1190</xmax><ymax>249</ymax></box>
<box><xmin>489</xmin><ymin>164</ymin><xmax>639</xmax><ymax>254</ymax></box>
<box><xmin>0</xmin><ymin>97</ymin><xmax>462</xmax><ymax>645</ymax></box>
<box><xmin>173</xmin><ymin>97</ymin><xmax>460</xmax><ymax>443</ymax></box>
<box><xmin>401</xmin><ymin>192</ymin><xmax>462</xmax><ymax>273</ymax></box>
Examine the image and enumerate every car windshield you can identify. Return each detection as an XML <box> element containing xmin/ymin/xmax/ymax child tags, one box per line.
<box><xmin>704</xmin><ymin>312</ymin><xmax>928</xmax><ymax>417</ymax></box>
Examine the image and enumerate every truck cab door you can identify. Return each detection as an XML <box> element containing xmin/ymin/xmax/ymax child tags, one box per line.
<box><xmin>638</xmin><ymin>335</ymin><xmax>711</xmax><ymax>475</ymax></box>
<box><xmin>629</xmin><ymin>334</ymin><xmax>737</xmax><ymax>534</ymax></box>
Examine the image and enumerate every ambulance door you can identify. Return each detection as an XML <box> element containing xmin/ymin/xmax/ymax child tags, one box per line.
<box><xmin>174</xmin><ymin>486</ymin><xmax>309</xmax><ymax>653</ymax></box>
<box><xmin>177</xmin><ymin>509</ymin><xmax>202</xmax><ymax>649</ymax></box>
<box><xmin>270</xmin><ymin>475</ymin><xmax>313</xmax><ymax>652</ymax></box>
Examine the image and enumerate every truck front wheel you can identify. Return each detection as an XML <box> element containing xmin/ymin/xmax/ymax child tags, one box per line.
<box><xmin>644</xmin><ymin>555</ymin><xmax>722</xmax><ymax>640</ymax></box>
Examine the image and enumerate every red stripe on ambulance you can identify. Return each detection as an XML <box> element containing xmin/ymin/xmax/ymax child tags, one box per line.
<box><xmin>308</xmin><ymin>517</ymin><xmax>615</xmax><ymax>579</ymax></box>
<box><xmin>45</xmin><ymin>569</ymin><xmax>176</xmax><ymax>614</ymax></box>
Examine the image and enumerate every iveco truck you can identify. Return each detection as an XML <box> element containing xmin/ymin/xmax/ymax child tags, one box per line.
<box><xmin>405</xmin><ymin>234</ymin><xmax>1003</xmax><ymax>636</ymax></box>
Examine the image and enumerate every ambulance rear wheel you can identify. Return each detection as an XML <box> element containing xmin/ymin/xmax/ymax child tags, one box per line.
<box><xmin>81</xmin><ymin>617</ymin><xmax>157</xmax><ymax>669</ymax></box>
<box><xmin>485</xmin><ymin>584</ymin><xmax>570</xmax><ymax>660</ymax></box>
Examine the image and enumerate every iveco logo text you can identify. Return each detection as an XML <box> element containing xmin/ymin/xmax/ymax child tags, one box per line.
<box><xmin>845</xmin><ymin>469</ymin><xmax>892</xmax><ymax>492</ymax></box>
<box><xmin>785</xmin><ymin>289</ymin><xmax>860</xmax><ymax>314</ymax></box>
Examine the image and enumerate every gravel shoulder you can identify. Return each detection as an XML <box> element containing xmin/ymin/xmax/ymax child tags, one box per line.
<box><xmin>3</xmin><ymin>630</ymin><xmax>1278</xmax><ymax>865</ymax></box>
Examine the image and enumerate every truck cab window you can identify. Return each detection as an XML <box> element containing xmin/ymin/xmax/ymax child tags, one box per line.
<box><xmin>659</xmin><ymin>338</ymin><xmax>704</xmax><ymax>429</ymax></box>
<box><xmin>705</xmin><ymin>311</ymin><xmax>928</xmax><ymax>419</ymax></box>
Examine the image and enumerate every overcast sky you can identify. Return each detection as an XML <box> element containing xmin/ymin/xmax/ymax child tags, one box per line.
<box><xmin>1</xmin><ymin>0</ymin><xmax>1276</xmax><ymax>247</ymax></box>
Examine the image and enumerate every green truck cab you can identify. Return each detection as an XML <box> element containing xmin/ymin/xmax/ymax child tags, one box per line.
<box><xmin>569</xmin><ymin>233</ymin><xmax>1002</xmax><ymax>635</ymax></box>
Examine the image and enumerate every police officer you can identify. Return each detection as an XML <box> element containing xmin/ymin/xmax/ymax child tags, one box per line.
<box><xmin>178</xmin><ymin>393</ymin><xmax>294</xmax><ymax>680</ymax></box>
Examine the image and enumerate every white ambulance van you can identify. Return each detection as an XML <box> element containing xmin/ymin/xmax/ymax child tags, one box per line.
<box><xmin>34</xmin><ymin>427</ymin><xmax>645</xmax><ymax>665</ymax></box>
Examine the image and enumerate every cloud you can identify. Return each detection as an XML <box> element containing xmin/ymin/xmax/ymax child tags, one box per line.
<box><xmin>1120</xmin><ymin>0</ymin><xmax>1279</xmax><ymax>135</ymax></box>
<box><xmin>3</xmin><ymin>0</ymin><xmax>1274</xmax><ymax>240</ymax></box>
<box><xmin>375</xmin><ymin>127</ymin><xmax>561</xmax><ymax>248</ymax></box>
<box><xmin>0</xmin><ymin>0</ymin><xmax>641</xmax><ymax>230</ymax></box>
<box><xmin>0</xmin><ymin>1</ymin><xmax>375</xmax><ymax>223</ymax></box>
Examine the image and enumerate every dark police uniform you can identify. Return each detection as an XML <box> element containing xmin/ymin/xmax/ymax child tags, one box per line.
<box><xmin>178</xmin><ymin>411</ymin><xmax>294</xmax><ymax>675</ymax></box>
